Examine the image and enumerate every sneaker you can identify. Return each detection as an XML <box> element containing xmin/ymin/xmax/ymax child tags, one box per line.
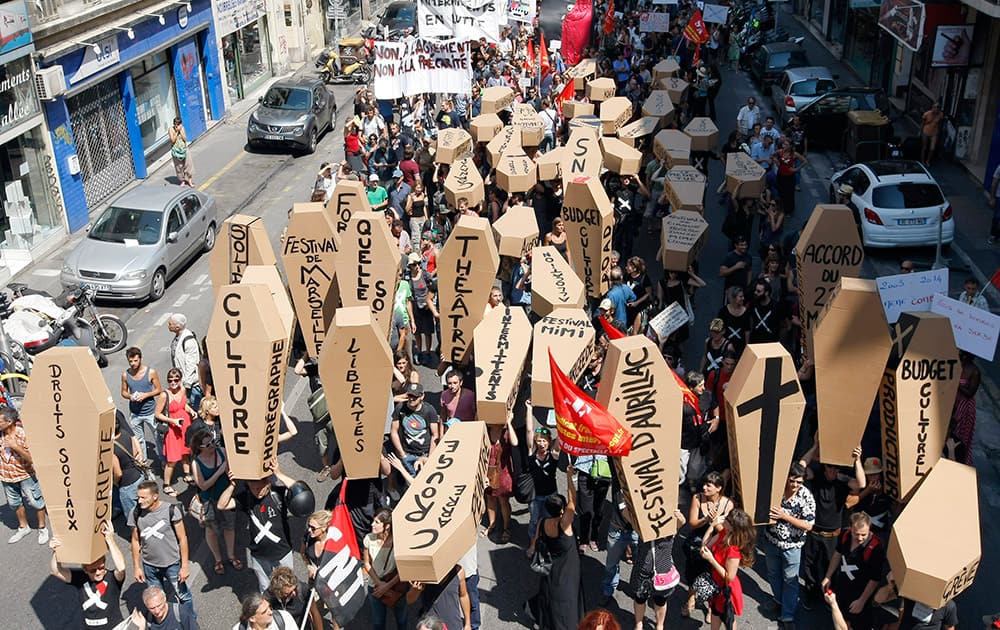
<box><xmin>37</xmin><ymin>528</ymin><xmax>49</xmax><ymax>545</ymax></box>
<box><xmin>7</xmin><ymin>527</ymin><xmax>30</xmax><ymax>543</ymax></box>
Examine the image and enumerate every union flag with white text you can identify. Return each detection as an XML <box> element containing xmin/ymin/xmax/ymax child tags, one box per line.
<box><xmin>549</xmin><ymin>350</ymin><xmax>633</xmax><ymax>456</ymax></box>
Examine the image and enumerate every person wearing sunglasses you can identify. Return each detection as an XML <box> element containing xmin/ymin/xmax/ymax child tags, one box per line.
<box><xmin>189</xmin><ymin>428</ymin><xmax>241</xmax><ymax>576</ymax></box>
<box><xmin>524</xmin><ymin>401</ymin><xmax>560</xmax><ymax>559</ymax></box>
<box><xmin>154</xmin><ymin>367</ymin><xmax>196</xmax><ymax>496</ymax></box>
<box><xmin>761</xmin><ymin>463</ymin><xmax>816</xmax><ymax>629</ymax></box>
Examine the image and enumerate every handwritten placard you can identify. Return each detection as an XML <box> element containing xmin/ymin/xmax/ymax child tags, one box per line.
<box><xmin>662</xmin><ymin>210</ymin><xmax>708</xmax><ymax>270</ymax></box>
<box><xmin>930</xmin><ymin>293</ymin><xmax>1000</xmax><ymax>361</ymax></box>
<box><xmin>876</xmin><ymin>269</ymin><xmax>949</xmax><ymax>324</ymax></box>
<box><xmin>648</xmin><ymin>302</ymin><xmax>689</xmax><ymax>340</ymax></box>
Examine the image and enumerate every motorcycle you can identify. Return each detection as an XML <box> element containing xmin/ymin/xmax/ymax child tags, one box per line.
<box><xmin>318</xmin><ymin>37</ymin><xmax>374</xmax><ymax>85</ymax></box>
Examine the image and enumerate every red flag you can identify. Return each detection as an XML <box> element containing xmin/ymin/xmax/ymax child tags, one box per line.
<box><xmin>539</xmin><ymin>32</ymin><xmax>551</xmax><ymax>77</ymax></box>
<box><xmin>556</xmin><ymin>78</ymin><xmax>575</xmax><ymax>115</ymax></box>
<box><xmin>671</xmin><ymin>368</ymin><xmax>702</xmax><ymax>425</ymax></box>
<box><xmin>315</xmin><ymin>480</ymin><xmax>367</xmax><ymax>625</ymax></box>
<box><xmin>561</xmin><ymin>0</ymin><xmax>593</xmax><ymax>66</ymax></box>
<box><xmin>603</xmin><ymin>0</ymin><xmax>615</xmax><ymax>35</ymax></box>
<box><xmin>549</xmin><ymin>349</ymin><xmax>633</xmax><ymax>456</ymax></box>
<box><xmin>990</xmin><ymin>268</ymin><xmax>1000</xmax><ymax>292</ymax></box>
<box><xmin>525</xmin><ymin>40</ymin><xmax>536</xmax><ymax>71</ymax></box>
<box><xmin>683</xmin><ymin>9</ymin><xmax>710</xmax><ymax>43</ymax></box>
<box><xmin>599</xmin><ymin>316</ymin><xmax>626</xmax><ymax>340</ymax></box>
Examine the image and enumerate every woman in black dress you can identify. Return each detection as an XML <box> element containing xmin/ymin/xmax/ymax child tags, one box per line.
<box><xmin>529</xmin><ymin>466</ymin><xmax>583</xmax><ymax>630</ymax></box>
<box><xmin>625</xmin><ymin>256</ymin><xmax>654</xmax><ymax>335</ymax></box>
<box><xmin>716</xmin><ymin>286</ymin><xmax>750</xmax><ymax>353</ymax></box>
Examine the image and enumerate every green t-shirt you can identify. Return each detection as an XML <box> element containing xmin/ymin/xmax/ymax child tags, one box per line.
<box><xmin>366</xmin><ymin>185</ymin><xmax>388</xmax><ymax>208</ymax></box>
<box><xmin>394</xmin><ymin>281</ymin><xmax>412</xmax><ymax>322</ymax></box>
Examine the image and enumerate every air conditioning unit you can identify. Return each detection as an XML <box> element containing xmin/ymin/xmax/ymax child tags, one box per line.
<box><xmin>35</xmin><ymin>66</ymin><xmax>66</xmax><ymax>101</ymax></box>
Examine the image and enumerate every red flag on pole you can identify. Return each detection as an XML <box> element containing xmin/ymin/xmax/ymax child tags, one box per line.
<box><xmin>990</xmin><ymin>268</ymin><xmax>1000</xmax><ymax>292</ymax></box>
<box><xmin>549</xmin><ymin>350</ymin><xmax>633</xmax><ymax>456</ymax></box>
<box><xmin>539</xmin><ymin>32</ymin><xmax>551</xmax><ymax>77</ymax></box>
<box><xmin>525</xmin><ymin>40</ymin><xmax>536</xmax><ymax>72</ymax></box>
<box><xmin>598</xmin><ymin>316</ymin><xmax>626</xmax><ymax>340</ymax></box>
<box><xmin>556</xmin><ymin>78</ymin><xmax>575</xmax><ymax>115</ymax></box>
<box><xmin>671</xmin><ymin>368</ymin><xmax>702</xmax><ymax>425</ymax></box>
<box><xmin>683</xmin><ymin>9</ymin><xmax>710</xmax><ymax>64</ymax></box>
<box><xmin>603</xmin><ymin>0</ymin><xmax>615</xmax><ymax>35</ymax></box>
<box><xmin>315</xmin><ymin>481</ymin><xmax>367</xmax><ymax>625</ymax></box>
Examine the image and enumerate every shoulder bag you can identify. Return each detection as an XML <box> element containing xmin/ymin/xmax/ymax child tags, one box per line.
<box><xmin>529</xmin><ymin>535</ymin><xmax>552</xmax><ymax>575</ymax></box>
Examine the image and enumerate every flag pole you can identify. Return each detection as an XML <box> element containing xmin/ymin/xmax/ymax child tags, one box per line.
<box><xmin>299</xmin><ymin>589</ymin><xmax>317</xmax><ymax>630</ymax></box>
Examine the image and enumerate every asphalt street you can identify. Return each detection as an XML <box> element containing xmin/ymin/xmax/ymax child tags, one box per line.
<box><xmin>2</xmin><ymin>3</ymin><xmax>999</xmax><ymax>628</ymax></box>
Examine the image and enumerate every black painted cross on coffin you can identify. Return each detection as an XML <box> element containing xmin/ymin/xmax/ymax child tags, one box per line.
<box><xmin>735</xmin><ymin>356</ymin><xmax>801</xmax><ymax>524</ymax></box>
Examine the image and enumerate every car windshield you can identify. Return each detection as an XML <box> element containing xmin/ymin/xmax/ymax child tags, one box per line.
<box><xmin>804</xmin><ymin>92</ymin><xmax>878</xmax><ymax>114</ymax></box>
<box><xmin>89</xmin><ymin>207</ymin><xmax>162</xmax><ymax>245</ymax></box>
<box><xmin>791</xmin><ymin>78</ymin><xmax>836</xmax><ymax>96</ymax></box>
<box><xmin>262</xmin><ymin>87</ymin><xmax>311</xmax><ymax>110</ymax></box>
<box><xmin>872</xmin><ymin>183</ymin><xmax>944</xmax><ymax>209</ymax></box>
<box><xmin>384</xmin><ymin>4</ymin><xmax>415</xmax><ymax>22</ymax></box>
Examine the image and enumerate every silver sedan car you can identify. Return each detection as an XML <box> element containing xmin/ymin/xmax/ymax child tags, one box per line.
<box><xmin>60</xmin><ymin>184</ymin><xmax>217</xmax><ymax>301</ymax></box>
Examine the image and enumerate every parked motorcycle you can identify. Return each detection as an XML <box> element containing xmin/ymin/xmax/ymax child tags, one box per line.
<box><xmin>318</xmin><ymin>37</ymin><xmax>374</xmax><ymax>85</ymax></box>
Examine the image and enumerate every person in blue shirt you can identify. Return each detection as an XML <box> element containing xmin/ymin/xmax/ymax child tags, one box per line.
<box><xmin>604</xmin><ymin>267</ymin><xmax>637</xmax><ymax>324</ymax></box>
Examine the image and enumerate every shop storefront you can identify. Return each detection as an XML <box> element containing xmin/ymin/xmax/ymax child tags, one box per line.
<box><xmin>844</xmin><ymin>7</ymin><xmax>894</xmax><ymax>89</ymax></box>
<box><xmin>216</xmin><ymin>0</ymin><xmax>274</xmax><ymax>104</ymax></box>
<box><xmin>39</xmin><ymin>0</ymin><xmax>225</xmax><ymax>233</ymax></box>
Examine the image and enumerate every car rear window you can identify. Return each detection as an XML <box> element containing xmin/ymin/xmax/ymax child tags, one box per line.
<box><xmin>872</xmin><ymin>183</ymin><xmax>944</xmax><ymax>209</ymax></box>
<box><xmin>385</xmin><ymin>4</ymin><xmax>415</xmax><ymax>20</ymax></box>
<box><xmin>791</xmin><ymin>78</ymin><xmax>836</xmax><ymax>96</ymax></box>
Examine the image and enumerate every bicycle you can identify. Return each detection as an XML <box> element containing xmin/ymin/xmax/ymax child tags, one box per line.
<box><xmin>0</xmin><ymin>357</ymin><xmax>29</xmax><ymax>410</ymax></box>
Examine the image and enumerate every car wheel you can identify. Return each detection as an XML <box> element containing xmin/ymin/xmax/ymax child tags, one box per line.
<box><xmin>202</xmin><ymin>223</ymin><xmax>217</xmax><ymax>253</ymax></box>
<box><xmin>306</xmin><ymin>128</ymin><xmax>318</xmax><ymax>154</ymax></box>
<box><xmin>149</xmin><ymin>268</ymin><xmax>167</xmax><ymax>302</ymax></box>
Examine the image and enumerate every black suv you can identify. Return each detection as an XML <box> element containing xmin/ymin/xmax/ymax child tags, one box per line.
<box><xmin>749</xmin><ymin>42</ymin><xmax>810</xmax><ymax>93</ymax></box>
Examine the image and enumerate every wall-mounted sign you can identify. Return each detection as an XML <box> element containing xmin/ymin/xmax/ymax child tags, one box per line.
<box><xmin>930</xmin><ymin>24</ymin><xmax>973</xmax><ymax>67</ymax></box>
<box><xmin>0</xmin><ymin>0</ymin><xmax>31</xmax><ymax>55</ymax></box>
<box><xmin>68</xmin><ymin>36</ymin><xmax>120</xmax><ymax>85</ymax></box>
<box><xmin>0</xmin><ymin>56</ymin><xmax>39</xmax><ymax>136</ymax></box>
<box><xmin>878</xmin><ymin>0</ymin><xmax>926</xmax><ymax>52</ymax></box>
<box><xmin>216</xmin><ymin>0</ymin><xmax>265</xmax><ymax>36</ymax></box>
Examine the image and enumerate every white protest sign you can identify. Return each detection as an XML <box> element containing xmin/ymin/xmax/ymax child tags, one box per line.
<box><xmin>648</xmin><ymin>302</ymin><xmax>689</xmax><ymax>340</ymax></box>
<box><xmin>703</xmin><ymin>3</ymin><xmax>729</xmax><ymax>23</ymax></box>
<box><xmin>373</xmin><ymin>37</ymin><xmax>472</xmax><ymax>100</ymax></box>
<box><xmin>930</xmin><ymin>294</ymin><xmax>1000</xmax><ymax>361</ymax></box>
<box><xmin>417</xmin><ymin>0</ymin><xmax>504</xmax><ymax>42</ymax></box>
<box><xmin>507</xmin><ymin>0</ymin><xmax>535</xmax><ymax>23</ymax></box>
<box><xmin>639</xmin><ymin>11</ymin><xmax>671</xmax><ymax>32</ymax></box>
<box><xmin>876</xmin><ymin>268</ymin><xmax>949</xmax><ymax>324</ymax></box>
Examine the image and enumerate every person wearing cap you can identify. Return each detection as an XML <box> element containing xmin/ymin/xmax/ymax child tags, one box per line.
<box><xmin>366</xmin><ymin>173</ymin><xmax>389</xmax><ymax>212</ymax></box>
<box><xmin>389</xmin><ymin>382</ymin><xmax>440</xmax><ymax>478</ymax></box>
<box><xmin>848</xmin><ymin>457</ymin><xmax>893</xmax><ymax>540</ymax></box>
<box><xmin>388</xmin><ymin>168</ymin><xmax>411</xmax><ymax>219</ymax></box>
<box><xmin>595</xmin><ymin>298</ymin><xmax>628</xmax><ymax>340</ymax></box>
<box><xmin>407</xmin><ymin>253</ymin><xmax>438</xmax><ymax>367</ymax></box>
<box><xmin>701</xmin><ymin>318</ymin><xmax>735</xmax><ymax>384</ymax></box>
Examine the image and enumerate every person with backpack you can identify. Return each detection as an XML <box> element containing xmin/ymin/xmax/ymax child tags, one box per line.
<box><xmin>129</xmin><ymin>481</ymin><xmax>194</xmax><ymax>618</ymax></box>
<box><xmin>235</xmin><ymin>592</ymin><xmax>295</xmax><ymax>630</ymax></box>
<box><xmin>167</xmin><ymin>314</ymin><xmax>202</xmax><ymax>410</ymax></box>
<box><xmin>822</xmin><ymin>512</ymin><xmax>885</xmax><ymax>630</ymax></box>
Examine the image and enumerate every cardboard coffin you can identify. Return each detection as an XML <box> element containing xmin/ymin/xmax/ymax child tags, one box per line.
<box><xmin>531</xmin><ymin>245</ymin><xmax>587</xmax><ymax>318</ymax></box>
<box><xmin>486</xmin><ymin>126</ymin><xmax>523</xmax><ymax>167</ymax></box>
<box><xmin>660</xmin><ymin>76</ymin><xmax>689</xmax><ymax>103</ymax></box>
<box><xmin>600</xmin><ymin>136</ymin><xmax>642</xmax><ymax>175</ymax></box>
<box><xmin>531</xmin><ymin>307</ymin><xmax>594</xmax><ymax>408</ymax></box>
<box><xmin>209</xmin><ymin>214</ymin><xmax>276</xmax><ymax>288</ymax></box>
<box><xmin>586</xmin><ymin>77</ymin><xmax>616</xmax><ymax>102</ymax></box>
<box><xmin>651</xmin><ymin>58</ymin><xmax>680</xmax><ymax>83</ymax></box>
<box><xmin>492</xmin><ymin>204</ymin><xmax>538</xmax><ymax>258</ymax></box>
<box><xmin>684</xmin><ymin>117</ymin><xmax>720</xmax><ymax>152</ymax></box>
<box><xmin>664</xmin><ymin>165</ymin><xmax>706</xmax><ymax>212</ymax></box>
<box><xmin>513</xmin><ymin>104</ymin><xmax>547</xmax><ymax>146</ymax></box>
<box><xmin>317</xmin><ymin>307</ymin><xmax>393</xmax><ymax>478</ymax></box>
<box><xmin>394</xmin><ymin>421</ymin><xmax>490</xmax><ymax>583</ymax></box>
<box><xmin>444</xmin><ymin>156</ymin><xmax>486</xmax><ymax>209</ymax></box>
<box><xmin>653</xmin><ymin>129</ymin><xmax>691</xmax><ymax>168</ymax></box>
<box><xmin>596</xmin><ymin>336</ymin><xmax>683</xmax><ymax>542</ymax></box>
<box><xmin>567</xmin><ymin>58</ymin><xmax>597</xmax><ymax>90</ymax></box>
<box><xmin>724</xmin><ymin>151</ymin><xmax>766</xmax><ymax>199</ymax></box>
<box><xmin>438</xmin><ymin>215</ymin><xmax>500</xmax><ymax>365</ymax></box>
<box><xmin>495</xmin><ymin>152</ymin><xmax>538</xmax><ymax>193</ymax></box>
<box><xmin>813</xmin><ymin>278</ymin><xmax>892</xmax><ymax>465</ymax></box>
<box><xmin>617</xmin><ymin>116</ymin><xmax>661</xmax><ymax>146</ymax></box>
<box><xmin>469</xmin><ymin>113</ymin><xmax>504</xmax><ymax>143</ymax></box>
<box><xmin>436</xmin><ymin>128</ymin><xmax>473</xmax><ymax>164</ymax></box>
<box><xmin>724</xmin><ymin>343</ymin><xmax>805</xmax><ymax>525</ymax></box>
<box><xmin>562</xmin><ymin>99</ymin><xmax>595</xmax><ymax>119</ymax></box>
<box><xmin>661</xmin><ymin>210</ymin><xmax>709</xmax><ymax>272</ymax></box>
<box><xmin>480</xmin><ymin>85</ymin><xmax>515</xmax><ymax>115</ymax></box>
<box><xmin>240</xmin><ymin>265</ymin><xmax>296</xmax><ymax>346</ymax></box>
<box><xmin>560</xmin><ymin>127</ymin><xmax>603</xmax><ymax>186</ymax></box>
<box><xmin>561</xmin><ymin>175</ymin><xmax>615</xmax><ymax>298</ymax></box>
<box><xmin>22</xmin><ymin>347</ymin><xmax>116</xmax><ymax>565</ymax></box>
<box><xmin>325</xmin><ymin>180</ymin><xmax>372</xmax><ymax>233</ymax></box>
<box><xmin>599</xmin><ymin>97</ymin><xmax>633</xmax><ymax>135</ymax></box>
<box><xmin>642</xmin><ymin>90</ymin><xmax>675</xmax><ymax>125</ymax></box>
<box><xmin>536</xmin><ymin>146</ymin><xmax>567</xmax><ymax>181</ymax></box>
<box><xmin>474</xmin><ymin>306</ymin><xmax>533</xmax><ymax>424</ymax></box>
<box><xmin>334</xmin><ymin>211</ymin><xmax>399</xmax><ymax>339</ymax></box>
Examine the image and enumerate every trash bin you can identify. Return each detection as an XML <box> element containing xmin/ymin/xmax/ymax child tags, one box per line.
<box><xmin>847</xmin><ymin>110</ymin><xmax>891</xmax><ymax>163</ymax></box>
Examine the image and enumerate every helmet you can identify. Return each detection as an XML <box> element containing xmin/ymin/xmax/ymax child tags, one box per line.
<box><xmin>285</xmin><ymin>481</ymin><xmax>316</xmax><ymax>517</ymax></box>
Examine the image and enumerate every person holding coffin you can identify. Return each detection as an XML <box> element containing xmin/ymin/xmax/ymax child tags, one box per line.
<box><xmin>822</xmin><ymin>512</ymin><xmax>885</xmax><ymax>630</ymax></box>
<box><xmin>50</xmin><ymin>521</ymin><xmax>127</xmax><ymax>629</ymax></box>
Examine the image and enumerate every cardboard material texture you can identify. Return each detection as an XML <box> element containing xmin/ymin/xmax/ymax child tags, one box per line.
<box><xmin>641</xmin><ymin>91</ymin><xmax>676</xmax><ymax>125</ymax></box>
<box><xmin>586</xmin><ymin>77</ymin><xmax>617</xmax><ymax>101</ymax></box>
<box><xmin>567</xmin><ymin>58</ymin><xmax>597</xmax><ymax>90</ymax></box>
<box><xmin>22</xmin><ymin>347</ymin><xmax>116</xmax><ymax>565</ymax></box>
<box><xmin>394</xmin><ymin>421</ymin><xmax>490</xmax><ymax>583</ymax></box>
<box><xmin>599</xmin><ymin>97</ymin><xmax>633</xmax><ymax>135</ymax></box>
<box><xmin>887</xmin><ymin>459</ymin><xmax>980</xmax><ymax>609</ymax></box>
<box><xmin>878</xmin><ymin>312</ymin><xmax>960</xmax><ymax>502</ymax></box>
<box><xmin>562</xmin><ymin>175</ymin><xmax>615</xmax><ymax>298</ymax></box>
<box><xmin>724</xmin><ymin>152</ymin><xmax>766</xmax><ymax>198</ymax></box>
<box><xmin>617</xmin><ymin>116</ymin><xmax>661</xmax><ymax>146</ymax></box>
<box><xmin>317</xmin><ymin>307</ymin><xmax>393</xmax><ymax>478</ymax></box>
<box><xmin>600</xmin><ymin>136</ymin><xmax>643</xmax><ymax>175</ymax></box>
<box><xmin>444</xmin><ymin>156</ymin><xmax>486</xmax><ymax>209</ymax></box>
<box><xmin>438</xmin><ymin>215</ymin><xmax>500</xmax><ymax>364</ymax></box>
<box><xmin>480</xmin><ymin>85</ymin><xmax>515</xmax><ymax>114</ymax></box>
<box><xmin>651</xmin><ymin>58</ymin><xmax>680</xmax><ymax>83</ymax></box>
<box><xmin>724</xmin><ymin>343</ymin><xmax>805</xmax><ymax>525</ymax></box>
<box><xmin>531</xmin><ymin>245</ymin><xmax>587</xmax><ymax>317</ymax></box>
<box><xmin>469</xmin><ymin>113</ymin><xmax>504</xmax><ymax>143</ymax></box>
<box><xmin>436</xmin><ymin>128</ymin><xmax>473</xmax><ymax>164</ymax></box>
<box><xmin>334</xmin><ymin>211</ymin><xmax>400</xmax><ymax>339</ymax></box>
<box><xmin>813</xmin><ymin>278</ymin><xmax>892</xmax><ymax>466</ymax></box>
<box><xmin>795</xmin><ymin>205</ymin><xmax>864</xmax><ymax>361</ymax></box>
<box><xmin>486</xmin><ymin>126</ymin><xmax>523</xmax><ymax>167</ymax></box>
<box><xmin>665</xmin><ymin>166</ymin><xmax>707</xmax><ymax>212</ymax></box>
<box><xmin>206</xmin><ymin>283</ymin><xmax>289</xmax><ymax>480</ymax></box>
<box><xmin>208</xmin><ymin>214</ymin><xmax>277</xmax><ymax>289</ymax></box>
<box><xmin>281</xmin><ymin>203</ymin><xmax>341</xmax><ymax>359</ymax></box>
<box><xmin>325</xmin><ymin>179</ymin><xmax>372</xmax><ymax>233</ymax></box>
<box><xmin>596</xmin><ymin>336</ymin><xmax>683</xmax><ymax>541</ymax></box>
<box><xmin>562</xmin><ymin>99</ymin><xmax>595</xmax><ymax>119</ymax></box>
<box><xmin>513</xmin><ymin>104</ymin><xmax>547</xmax><ymax>146</ymax></box>
<box><xmin>492</xmin><ymin>204</ymin><xmax>538</xmax><ymax>258</ymax></box>
<box><xmin>560</xmin><ymin>127</ymin><xmax>603</xmax><ymax>185</ymax></box>
<box><xmin>684</xmin><ymin>117</ymin><xmax>720</xmax><ymax>152</ymax></box>
<box><xmin>474</xmin><ymin>306</ymin><xmax>533</xmax><ymax>424</ymax></box>
<box><xmin>661</xmin><ymin>211</ymin><xmax>709</xmax><ymax>272</ymax></box>
<box><xmin>536</xmin><ymin>146</ymin><xmax>567</xmax><ymax>181</ymax></box>
<box><xmin>568</xmin><ymin>115</ymin><xmax>603</xmax><ymax>134</ymax></box>
<box><xmin>531</xmin><ymin>307</ymin><xmax>595</xmax><ymax>408</ymax></box>
<box><xmin>240</xmin><ymin>265</ymin><xmax>296</xmax><ymax>344</ymax></box>
<box><xmin>660</xmin><ymin>76</ymin><xmax>689</xmax><ymax>103</ymax></box>
<box><xmin>495</xmin><ymin>152</ymin><xmax>538</xmax><ymax>193</ymax></box>
<box><xmin>653</xmin><ymin>129</ymin><xmax>691</xmax><ymax>168</ymax></box>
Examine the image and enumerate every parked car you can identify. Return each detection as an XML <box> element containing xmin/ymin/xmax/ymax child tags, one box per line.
<box><xmin>363</xmin><ymin>1</ymin><xmax>417</xmax><ymax>40</ymax></box>
<box><xmin>794</xmin><ymin>87</ymin><xmax>888</xmax><ymax>148</ymax></box>
<box><xmin>60</xmin><ymin>185</ymin><xmax>218</xmax><ymax>302</ymax></box>
<box><xmin>771</xmin><ymin>66</ymin><xmax>838</xmax><ymax>119</ymax></box>
<box><xmin>247</xmin><ymin>78</ymin><xmax>337</xmax><ymax>154</ymax></box>
<box><xmin>748</xmin><ymin>42</ymin><xmax>810</xmax><ymax>93</ymax></box>
<box><xmin>830</xmin><ymin>160</ymin><xmax>953</xmax><ymax>248</ymax></box>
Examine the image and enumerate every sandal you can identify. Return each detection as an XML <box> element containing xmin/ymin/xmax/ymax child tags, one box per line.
<box><xmin>162</xmin><ymin>486</ymin><xmax>177</xmax><ymax>496</ymax></box>
<box><xmin>214</xmin><ymin>561</ymin><xmax>225</xmax><ymax>575</ymax></box>
<box><xmin>500</xmin><ymin>529</ymin><xmax>511</xmax><ymax>544</ymax></box>
<box><xmin>479</xmin><ymin>528</ymin><xmax>490</xmax><ymax>539</ymax></box>
<box><xmin>182</xmin><ymin>474</ymin><xmax>194</xmax><ymax>484</ymax></box>
<box><xmin>316</xmin><ymin>466</ymin><xmax>332</xmax><ymax>482</ymax></box>
<box><xmin>229</xmin><ymin>557</ymin><xmax>244</xmax><ymax>571</ymax></box>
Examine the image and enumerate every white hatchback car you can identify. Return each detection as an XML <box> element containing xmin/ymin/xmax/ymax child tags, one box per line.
<box><xmin>830</xmin><ymin>160</ymin><xmax>954</xmax><ymax>248</ymax></box>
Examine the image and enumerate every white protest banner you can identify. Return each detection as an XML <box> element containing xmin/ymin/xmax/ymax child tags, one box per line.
<box><xmin>930</xmin><ymin>294</ymin><xmax>1000</xmax><ymax>361</ymax></box>
<box><xmin>373</xmin><ymin>37</ymin><xmax>472</xmax><ymax>100</ymax></box>
<box><xmin>507</xmin><ymin>0</ymin><xmax>535</xmax><ymax>23</ymax></box>
<box><xmin>417</xmin><ymin>0</ymin><xmax>504</xmax><ymax>42</ymax></box>
<box><xmin>876</xmin><ymin>268</ymin><xmax>949</xmax><ymax>324</ymax></box>
<box><xmin>648</xmin><ymin>302</ymin><xmax>689</xmax><ymax>340</ymax></box>
<box><xmin>703</xmin><ymin>3</ymin><xmax>729</xmax><ymax>23</ymax></box>
<box><xmin>639</xmin><ymin>11</ymin><xmax>671</xmax><ymax>32</ymax></box>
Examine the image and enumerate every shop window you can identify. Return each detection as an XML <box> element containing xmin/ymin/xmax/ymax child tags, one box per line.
<box><xmin>132</xmin><ymin>51</ymin><xmax>179</xmax><ymax>160</ymax></box>
<box><xmin>0</xmin><ymin>127</ymin><xmax>60</xmax><ymax>250</ymax></box>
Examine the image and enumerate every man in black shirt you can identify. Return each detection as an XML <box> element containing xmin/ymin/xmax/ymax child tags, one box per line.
<box><xmin>871</xmin><ymin>572</ymin><xmax>958</xmax><ymax>630</ymax></box>
<box><xmin>719</xmin><ymin>236</ymin><xmax>752</xmax><ymax>296</ymax></box>
<box><xmin>822</xmin><ymin>512</ymin><xmax>885</xmax><ymax>629</ymax></box>
<box><xmin>218</xmin><ymin>459</ymin><xmax>297</xmax><ymax>592</ymax></box>
<box><xmin>50</xmin><ymin>522</ymin><xmax>127</xmax><ymax>629</ymax></box>
<box><xmin>749</xmin><ymin>278</ymin><xmax>781</xmax><ymax>343</ymax></box>
<box><xmin>798</xmin><ymin>443</ymin><xmax>866</xmax><ymax>608</ymax></box>
<box><xmin>390</xmin><ymin>383</ymin><xmax>440</xmax><ymax>476</ymax></box>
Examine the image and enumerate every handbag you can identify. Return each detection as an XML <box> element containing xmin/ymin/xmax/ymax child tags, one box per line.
<box><xmin>692</xmin><ymin>572</ymin><xmax>720</xmax><ymax>606</ymax></box>
<box><xmin>187</xmin><ymin>494</ymin><xmax>208</xmax><ymax>525</ymax></box>
<box><xmin>650</xmin><ymin>544</ymin><xmax>680</xmax><ymax>592</ymax></box>
<box><xmin>529</xmin><ymin>536</ymin><xmax>553</xmax><ymax>576</ymax></box>
<box><xmin>375</xmin><ymin>568</ymin><xmax>409</xmax><ymax>607</ymax></box>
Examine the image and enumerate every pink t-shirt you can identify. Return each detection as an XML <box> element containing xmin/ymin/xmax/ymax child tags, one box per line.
<box><xmin>440</xmin><ymin>388</ymin><xmax>477</xmax><ymax>424</ymax></box>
